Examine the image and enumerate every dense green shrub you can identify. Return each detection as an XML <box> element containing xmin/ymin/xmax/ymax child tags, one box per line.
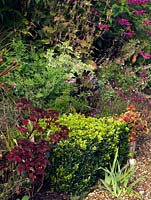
<box><xmin>48</xmin><ymin>113</ymin><xmax>130</xmax><ymax>194</ymax></box>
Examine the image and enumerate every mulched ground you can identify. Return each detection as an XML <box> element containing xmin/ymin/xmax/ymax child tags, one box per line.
<box><xmin>33</xmin><ymin>192</ymin><xmax>69</xmax><ymax>200</ymax></box>
<box><xmin>32</xmin><ymin>132</ymin><xmax>151</xmax><ymax>200</ymax></box>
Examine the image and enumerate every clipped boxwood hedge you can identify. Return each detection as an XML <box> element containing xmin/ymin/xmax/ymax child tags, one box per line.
<box><xmin>48</xmin><ymin>113</ymin><xmax>130</xmax><ymax>194</ymax></box>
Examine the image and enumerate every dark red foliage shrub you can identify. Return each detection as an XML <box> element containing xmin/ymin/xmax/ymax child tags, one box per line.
<box><xmin>0</xmin><ymin>98</ymin><xmax>69</xmax><ymax>193</ymax></box>
<box><xmin>15</xmin><ymin>98</ymin><xmax>69</xmax><ymax>142</ymax></box>
<box><xmin>6</xmin><ymin>139</ymin><xmax>51</xmax><ymax>182</ymax></box>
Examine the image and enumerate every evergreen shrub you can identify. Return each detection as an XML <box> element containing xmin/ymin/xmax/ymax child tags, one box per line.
<box><xmin>48</xmin><ymin>113</ymin><xmax>130</xmax><ymax>194</ymax></box>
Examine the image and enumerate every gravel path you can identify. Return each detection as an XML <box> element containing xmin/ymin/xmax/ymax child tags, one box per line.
<box><xmin>134</xmin><ymin>133</ymin><xmax>151</xmax><ymax>200</ymax></box>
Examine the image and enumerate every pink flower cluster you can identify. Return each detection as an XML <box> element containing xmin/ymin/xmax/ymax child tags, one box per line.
<box><xmin>116</xmin><ymin>18</ymin><xmax>132</xmax><ymax>26</ymax></box>
<box><xmin>139</xmin><ymin>51</ymin><xmax>151</xmax><ymax>59</ymax></box>
<box><xmin>144</xmin><ymin>19</ymin><xmax>151</xmax><ymax>25</ymax></box>
<box><xmin>140</xmin><ymin>71</ymin><xmax>147</xmax><ymax>78</ymax></box>
<box><xmin>98</xmin><ymin>22</ymin><xmax>110</xmax><ymax>31</ymax></box>
<box><xmin>116</xmin><ymin>18</ymin><xmax>135</xmax><ymax>38</ymax></box>
<box><xmin>123</xmin><ymin>30</ymin><xmax>135</xmax><ymax>38</ymax></box>
<box><xmin>127</xmin><ymin>0</ymin><xmax>149</xmax><ymax>4</ymax></box>
<box><xmin>133</xmin><ymin>10</ymin><xmax>147</xmax><ymax>15</ymax></box>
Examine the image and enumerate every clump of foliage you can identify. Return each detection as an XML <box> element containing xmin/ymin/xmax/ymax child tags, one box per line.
<box><xmin>47</xmin><ymin>113</ymin><xmax>130</xmax><ymax>194</ymax></box>
<box><xmin>6</xmin><ymin>139</ymin><xmax>50</xmax><ymax>182</ymax></box>
<box><xmin>45</xmin><ymin>42</ymin><xmax>100</xmax><ymax>113</ymax></box>
<box><xmin>18</xmin><ymin>0</ymin><xmax>101</xmax><ymax>57</ymax></box>
<box><xmin>1</xmin><ymin>0</ymin><xmax>151</xmax><ymax>199</ymax></box>
<box><xmin>0</xmin><ymin>98</ymin><xmax>69</xmax><ymax>199</ymax></box>
<box><xmin>68</xmin><ymin>70</ymin><xmax>100</xmax><ymax>114</ymax></box>
<box><xmin>1</xmin><ymin>40</ymin><xmax>100</xmax><ymax>113</ymax></box>
<box><xmin>99</xmin><ymin>149</ymin><xmax>143</xmax><ymax>198</ymax></box>
<box><xmin>1</xmin><ymin>0</ymin><xmax>151</xmax><ymax>62</ymax></box>
<box><xmin>0</xmin><ymin>100</ymin><xmax>131</xmax><ymax>198</ymax></box>
<box><xmin>119</xmin><ymin>104</ymin><xmax>148</xmax><ymax>142</ymax></box>
<box><xmin>15</xmin><ymin>98</ymin><xmax>69</xmax><ymax>141</ymax></box>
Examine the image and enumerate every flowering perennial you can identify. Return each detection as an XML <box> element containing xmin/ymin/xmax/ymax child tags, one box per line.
<box><xmin>133</xmin><ymin>10</ymin><xmax>147</xmax><ymax>15</ymax></box>
<box><xmin>98</xmin><ymin>22</ymin><xmax>110</xmax><ymax>31</ymax></box>
<box><xmin>123</xmin><ymin>30</ymin><xmax>135</xmax><ymax>38</ymax></box>
<box><xmin>116</xmin><ymin>18</ymin><xmax>132</xmax><ymax>26</ymax></box>
<box><xmin>139</xmin><ymin>51</ymin><xmax>151</xmax><ymax>59</ymax></box>
<box><xmin>126</xmin><ymin>0</ymin><xmax>149</xmax><ymax>4</ymax></box>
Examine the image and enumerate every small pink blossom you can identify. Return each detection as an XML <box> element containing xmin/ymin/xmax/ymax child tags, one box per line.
<box><xmin>140</xmin><ymin>71</ymin><xmax>147</xmax><ymax>78</ymax></box>
<box><xmin>116</xmin><ymin>18</ymin><xmax>132</xmax><ymax>26</ymax></box>
<box><xmin>133</xmin><ymin>9</ymin><xmax>147</xmax><ymax>15</ymax></box>
<box><xmin>144</xmin><ymin>19</ymin><xmax>151</xmax><ymax>26</ymax></box>
<box><xmin>127</xmin><ymin>0</ymin><xmax>149</xmax><ymax>4</ymax></box>
<box><xmin>123</xmin><ymin>30</ymin><xmax>135</xmax><ymax>38</ymax></box>
<box><xmin>139</xmin><ymin>51</ymin><xmax>151</xmax><ymax>59</ymax></box>
<box><xmin>98</xmin><ymin>23</ymin><xmax>110</xmax><ymax>31</ymax></box>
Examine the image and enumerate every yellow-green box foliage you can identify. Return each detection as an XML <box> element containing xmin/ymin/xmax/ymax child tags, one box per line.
<box><xmin>48</xmin><ymin>113</ymin><xmax>130</xmax><ymax>194</ymax></box>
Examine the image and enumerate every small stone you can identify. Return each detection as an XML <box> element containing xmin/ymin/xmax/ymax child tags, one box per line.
<box><xmin>139</xmin><ymin>190</ymin><xmax>144</xmax><ymax>195</ymax></box>
<box><xmin>129</xmin><ymin>158</ymin><xmax>136</xmax><ymax>166</ymax></box>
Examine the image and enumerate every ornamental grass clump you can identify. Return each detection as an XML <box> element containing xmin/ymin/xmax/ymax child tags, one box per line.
<box><xmin>99</xmin><ymin>148</ymin><xmax>144</xmax><ymax>198</ymax></box>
